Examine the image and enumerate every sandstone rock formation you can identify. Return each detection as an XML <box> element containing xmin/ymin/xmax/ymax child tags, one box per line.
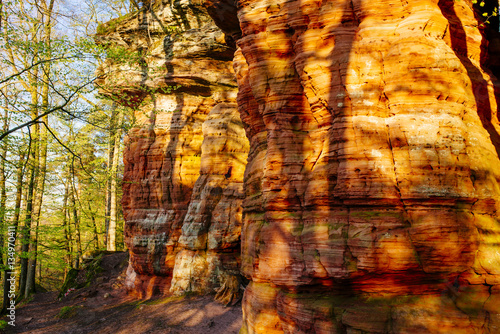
<box><xmin>202</xmin><ymin>0</ymin><xmax>500</xmax><ymax>332</ymax></box>
<box><xmin>96</xmin><ymin>0</ymin><xmax>248</xmax><ymax>299</ymax></box>
<box><xmin>98</xmin><ymin>0</ymin><xmax>500</xmax><ymax>331</ymax></box>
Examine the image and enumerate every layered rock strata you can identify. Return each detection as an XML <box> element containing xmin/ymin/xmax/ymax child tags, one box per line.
<box><xmin>203</xmin><ymin>0</ymin><xmax>500</xmax><ymax>332</ymax></box>
<box><xmin>96</xmin><ymin>1</ymin><xmax>248</xmax><ymax>298</ymax></box>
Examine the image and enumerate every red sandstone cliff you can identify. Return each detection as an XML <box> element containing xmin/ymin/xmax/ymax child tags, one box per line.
<box><xmin>96</xmin><ymin>1</ymin><xmax>248</xmax><ymax>299</ymax></box>
<box><xmin>98</xmin><ymin>0</ymin><xmax>500</xmax><ymax>332</ymax></box>
<box><xmin>203</xmin><ymin>0</ymin><xmax>500</xmax><ymax>332</ymax></box>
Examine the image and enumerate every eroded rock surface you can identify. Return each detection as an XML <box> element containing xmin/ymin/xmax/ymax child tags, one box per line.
<box><xmin>99</xmin><ymin>0</ymin><xmax>500</xmax><ymax>331</ymax></box>
<box><xmin>96</xmin><ymin>0</ymin><xmax>248</xmax><ymax>299</ymax></box>
<box><xmin>204</xmin><ymin>0</ymin><xmax>500</xmax><ymax>332</ymax></box>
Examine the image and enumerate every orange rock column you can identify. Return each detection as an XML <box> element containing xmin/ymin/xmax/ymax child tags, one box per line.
<box><xmin>218</xmin><ymin>0</ymin><xmax>500</xmax><ymax>332</ymax></box>
<box><xmin>97</xmin><ymin>2</ymin><xmax>249</xmax><ymax>298</ymax></box>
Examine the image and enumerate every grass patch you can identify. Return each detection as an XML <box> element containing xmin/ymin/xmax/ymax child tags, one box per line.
<box><xmin>96</xmin><ymin>11</ymin><xmax>138</xmax><ymax>35</ymax></box>
<box><xmin>57</xmin><ymin>305</ymin><xmax>82</xmax><ymax>319</ymax></box>
<box><xmin>16</xmin><ymin>295</ymin><xmax>34</xmax><ymax>307</ymax></box>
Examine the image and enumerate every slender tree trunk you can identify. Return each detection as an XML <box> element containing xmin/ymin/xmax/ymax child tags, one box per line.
<box><xmin>2</xmin><ymin>153</ymin><xmax>24</xmax><ymax>312</ymax></box>
<box><xmin>0</xmin><ymin>105</ymin><xmax>9</xmax><ymax>309</ymax></box>
<box><xmin>19</xmin><ymin>111</ymin><xmax>39</xmax><ymax>300</ymax></box>
<box><xmin>19</xmin><ymin>23</ymin><xmax>41</xmax><ymax>295</ymax></box>
<box><xmin>62</xmin><ymin>176</ymin><xmax>72</xmax><ymax>281</ymax></box>
<box><xmin>25</xmin><ymin>0</ymin><xmax>54</xmax><ymax>298</ymax></box>
<box><xmin>29</xmin><ymin>0</ymin><xmax>54</xmax><ymax>293</ymax></box>
<box><xmin>19</xmin><ymin>161</ymin><xmax>35</xmax><ymax>298</ymax></box>
<box><xmin>88</xmin><ymin>202</ymin><xmax>99</xmax><ymax>250</ymax></box>
<box><xmin>104</xmin><ymin>180</ymin><xmax>111</xmax><ymax>248</ymax></box>
<box><xmin>104</xmin><ymin>105</ymin><xmax>118</xmax><ymax>248</ymax></box>
<box><xmin>25</xmin><ymin>203</ymin><xmax>40</xmax><ymax>297</ymax></box>
<box><xmin>25</xmin><ymin>88</ymin><xmax>48</xmax><ymax>298</ymax></box>
<box><xmin>70</xmin><ymin>176</ymin><xmax>82</xmax><ymax>269</ymax></box>
<box><xmin>38</xmin><ymin>259</ymin><xmax>41</xmax><ymax>282</ymax></box>
<box><xmin>67</xmin><ymin>159</ymin><xmax>81</xmax><ymax>269</ymax></box>
<box><xmin>107</xmin><ymin>108</ymin><xmax>123</xmax><ymax>252</ymax></box>
<box><xmin>25</xmin><ymin>118</ymin><xmax>47</xmax><ymax>297</ymax></box>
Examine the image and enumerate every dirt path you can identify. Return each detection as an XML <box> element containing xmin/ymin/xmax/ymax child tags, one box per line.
<box><xmin>1</xmin><ymin>253</ymin><xmax>242</xmax><ymax>334</ymax></box>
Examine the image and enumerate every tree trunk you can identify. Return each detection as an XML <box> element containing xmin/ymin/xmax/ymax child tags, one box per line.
<box><xmin>104</xmin><ymin>105</ymin><xmax>118</xmax><ymax>248</ymax></box>
<box><xmin>18</xmin><ymin>160</ymin><xmax>35</xmax><ymax>298</ymax></box>
<box><xmin>25</xmin><ymin>0</ymin><xmax>55</xmax><ymax>297</ymax></box>
<box><xmin>19</xmin><ymin>113</ymin><xmax>39</xmax><ymax>299</ymax></box>
<box><xmin>2</xmin><ymin>153</ymin><xmax>24</xmax><ymax>312</ymax></box>
<box><xmin>25</xmin><ymin>115</ymin><xmax>47</xmax><ymax>298</ymax></box>
<box><xmin>70</xmin><ymin>176</ymin><xmax>82</xmax><ymax>269</ymax></box>
<box><xmin>18</xmin><ymin>8</ymin><xmax>42</xmax><ymax>295</ymax></box>
<box><xmin>107</xmin><ymin>107</ymin><xmax>123</xmax><ymax>252</ymax></box>
<box><xmin>62</xmin><ymin>176</ymin><xmax>72</xmax><ymax>282</ymax></box>
<box><xmin>88</xmin><ymin>201</ymin><xmax>99</xmax><ymax>250</ymax></box>
<box><xmin>25</xmin><ymin>92</ymin><xmax>49</xmax><ymax>297</ymax></box>
<box><xmin>0</xmin><ymin>105</ymin><xmax>9</xmax><ymax>310</ymax></box>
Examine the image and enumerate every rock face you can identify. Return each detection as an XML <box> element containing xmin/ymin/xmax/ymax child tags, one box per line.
<box><xmin>202</xmin><ymin>0</ymin><xmax>500</xmax><ymax>332</ymax></box>
<box><xmin>99</xmin><ymin>0</ymin><xmax>500</xmax><ymax>331</ymax></box>
<box><xmin>96</xmin><ymin>1</ymin><xmax>248</xmax><ymax>298</ymax></box>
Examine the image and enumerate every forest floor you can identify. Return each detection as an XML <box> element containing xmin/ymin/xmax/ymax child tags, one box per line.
<box><xmin>0</xmin><ymin>252</ymin><xmax>242</xmax><ymax>334</ymax></box>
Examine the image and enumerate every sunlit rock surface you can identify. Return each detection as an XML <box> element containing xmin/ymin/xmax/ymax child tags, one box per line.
<box><xmin>96</xmin><ymin>1</ymin><xmax>248</xmax><ymax>298</ymax></box>
<box><xmin>204</xmin><ymin>0</ymin><xmax>500</xmax><ymax>332</ymax></box>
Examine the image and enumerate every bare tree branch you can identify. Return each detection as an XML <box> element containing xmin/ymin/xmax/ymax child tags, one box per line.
<box><xmin>39</xmin><ymin>120</ymin><xmax>99</xmax><ymax>183</ymax></box>
<box><xmin>0</xmin><ymin>56</ymin><xmax>79</xmax><ymax>86</ymax></box>
<box><xmin>0</xmin><ymin>77</ymin><xmax>97</xmax><ymax>141</ymax></box>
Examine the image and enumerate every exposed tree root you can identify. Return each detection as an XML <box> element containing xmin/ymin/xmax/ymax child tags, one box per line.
<box><xmin>214</xmin><ymin>274</ymin><xmax>243</xmax><ymax>307</ymax></box>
